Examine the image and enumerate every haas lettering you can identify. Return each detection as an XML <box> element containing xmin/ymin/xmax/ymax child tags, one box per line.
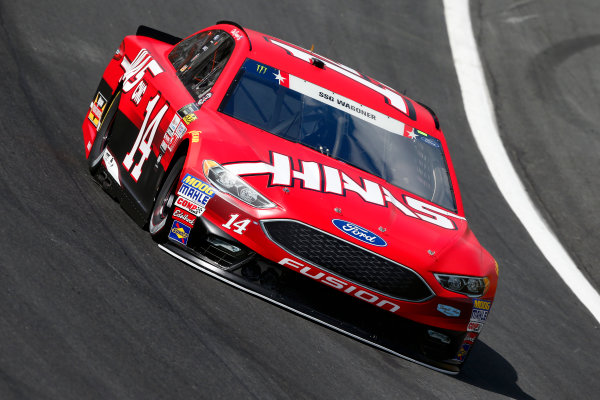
<box><xmin>225</xmin><ymin>152</ymin><xmax>464</xmax><ymax>230</ymax></box>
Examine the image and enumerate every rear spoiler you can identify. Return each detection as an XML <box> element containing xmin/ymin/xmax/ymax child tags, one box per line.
<box><xmin>136</xmin><ymin>25</ymin><xmax>182</xmax><ymax>45</ymax></box>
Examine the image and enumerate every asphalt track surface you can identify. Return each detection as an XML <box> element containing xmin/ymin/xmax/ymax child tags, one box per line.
<box><xmin>0</xmin><ymin>1</ymin><xmax>598</xmax><ymax>399</ymax></box>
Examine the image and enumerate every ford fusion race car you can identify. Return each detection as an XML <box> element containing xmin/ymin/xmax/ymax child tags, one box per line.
<box><xmin>82</xmin><ymin>22</ymin><xmax>498</xmax><ymax>374</ymax></box>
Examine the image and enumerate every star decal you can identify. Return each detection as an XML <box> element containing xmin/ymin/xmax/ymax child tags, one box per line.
<box><xmin>407</xmin><ymin>128</ymin><xmax>417</xmax><ymax>139</ymax></box>
<box><xmin>274</xmin><ymin>70</ymin><xmax>286</xmax><ymax>84</ymax></box>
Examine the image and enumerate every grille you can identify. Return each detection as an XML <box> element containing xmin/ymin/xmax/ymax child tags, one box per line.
<box><xmin>261</xmin><ymin>220</ymin><xmax>433</xmax><ymax>301</ymax></box>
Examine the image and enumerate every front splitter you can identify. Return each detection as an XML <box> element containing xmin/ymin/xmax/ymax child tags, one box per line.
<box><xmin>159</xmin><ymin>242</ymin><xmax>463</xmax><ymax>374</ymax></box>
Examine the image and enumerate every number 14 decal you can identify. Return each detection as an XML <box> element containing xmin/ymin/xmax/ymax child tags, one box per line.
<box><xmin>123</xmin><ymin>94</ymin><xmax>168</xmax><ymax>181</ymax></box>
<box><xmin>222</xmin><ymin>214</ymin><xmax>252</xmax><ymax>235</ymax></box>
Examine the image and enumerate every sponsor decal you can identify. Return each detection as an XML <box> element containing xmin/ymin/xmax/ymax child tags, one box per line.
<box><xmin>473</xmin><ymin>299</ymin><xmax>491</xmax><ymax>311</ymax></box>
<box><xmin>454</xmin><ymin>343</ymin><xmax>471</xmax><ymax>362</ymax></box>
<box><xmin>402</xmin><ymin>127</ymin><xmax>441</xmax><ymax>148</ymax></box>
<box><xmin>230</xmin><ymin>28</ymin><xmax>243</xmax><ymax>41</ymax></box>
<box><xmin>332</xmin><ymin>219</ymin><xmax>386</xmax><ymax>247</ymax></box>
<box><xmin>463</xmin><ymin>332</ymin><xmax>478</xmax><ymax>344</ymax></box>
<box><xmin>159</xmin><ymin>113</ymin><xmax>187</xmax><ymax>156</ymax></box>
<box><xmin>417</xmin><ymin>135</ymin><xmax>441</xmax><ymax>148</ymax></box>
<box><xmin>190</xmin><ymin>130</ymin><xmax>201</xmax><ymax>143</ymax></box>
<box><xmin>172</xmin><ymin>207</ymin><xmax>197</xmax><ymax>226</ymax></box>
<box><xmin>167</xmin><ymin>113</ymin><xmax>182</xmax><ymax>133</ymax></box>
<box><xmin>88</xmin><ymin>92</ymin><xmax>107</xmax><ymax>128</ymax></box>
<box><xmin>177</xmin><ymin>174</ymin><xmax>215</xmax><ymax>206</ymax></box>
<box><xmin>224</xmin><ymin>151</ymin><xmax>464</xmax><ymax>230</ymax></box>
<box><xmin>197</xmin><ymin>91</ymin><xmax>212</xmax><ymax>106</ymax></box>
<box><xmin>102</xmin><ymin>148</ymin><xmax>121</xmax><ymax>186</ymax></box>
<box><xmin>437</xmin><ymin>304</ymin><xmax>461</xmax><ymax>317</ymax></box>
<box><xmin>177</xmin><ymin>103</ymin><xmax>199</xmax><ymax>125</ymax></box>
<box><xmin>131</xmin><ymin>79</ymin><xmax>147</xmax><ymax>105</ymax></box>
<box><xmin>177</xmin><ymin>103</ymin><xmax>199</xmax><ymax>118</ymax></box>
<box><xmin>256</xmin><ymin>64</ymin><xmax>268</xmax><ymax>74</ymax></box>
<box><xmin>174</xmin><ymin>121</ymin><xmax>187</xmax><ymax>138</ymax></box>
<box><xmin>279</xmin><ymin>258</ymin><xmax>401</xmax><ymax>314</ymax></box>
<box><xmin>454</xmin><ymin>330</ymin><xmax>480</xmax><ymax>363</ymax></box>
<box><xmin>467</xmin><ymin>321</ymin><xmax>482</xmax><ymax>333</ymax></box>
<box><xmin>168</xmin><ymin>221</ymin><xmax>191</xmax><ymax>245</ymax></box>
<box><xmin>174</xmin><ymin>196</ymin><xmax>205</xmax><ymax>217</ymax></box>
<box><xmin>120</xmin><ymin>48</ymin><xmax>163</xmax><ymax>93</ymax></box>
<box><xmin>470</xmin><ymin>309</ymin><xmax>489</xmax><ymax>323</ymax></box>
<box><xmin>182</xmin><ymin>113</ymin><xmax>197</xmax><ymax>125</ymax></box>
<box><xmin>469</xmin><ymin>299</ymin><xmax>491</xmax><ymax>324</ymax></box>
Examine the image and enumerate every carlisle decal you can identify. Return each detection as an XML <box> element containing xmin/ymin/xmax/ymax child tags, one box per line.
<box><xmin>168</xmin><ymin>221</ymin><xmax>191</xmax><ymax>245</ymax></box>
<box><xmin>177</xmin><ymin>174</ymin><xmax>215</xmax><ymax>206</ymax></box>
<box><xmin>332</xmin><ymin>219</ymin><xmax>386</xmax><ymax>247</ymax></box>
<box><xmin>88</xmin><ymin>92</ymin><xmax>107</xmax><ymax>128</ymax></box>
<box><xmin>224</xmin><ymin>151</ymin><xmax>464</xmax><ymax>230</ymax></box>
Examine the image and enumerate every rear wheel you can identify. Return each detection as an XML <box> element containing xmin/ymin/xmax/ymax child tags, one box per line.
<box><xmin>88</xmin><ymin>91</ymin><xmax>121</xmax><ymax>174</ymax></box>
<box><xmin>149</xmin><ymin>157</ymin><xmax>185</xmax><ymax>242</ymax></box>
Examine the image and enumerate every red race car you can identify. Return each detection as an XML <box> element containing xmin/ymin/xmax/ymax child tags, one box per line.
<box><xmin>83</xmin><ymin>21</ymin><xmax>498</xmax><ymax>374</ymax></box>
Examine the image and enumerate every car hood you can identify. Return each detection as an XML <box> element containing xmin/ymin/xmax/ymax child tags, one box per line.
<box><xmin>194</xmin><ymin>110</ymin><xmax>478</xmax><ymax>272</ymax></box>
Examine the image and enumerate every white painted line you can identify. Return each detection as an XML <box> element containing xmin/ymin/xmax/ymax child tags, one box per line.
<box><xmin>443</xmin><ymin>0</ymin><xmax>600</xmax><ymax>323</ymax></box>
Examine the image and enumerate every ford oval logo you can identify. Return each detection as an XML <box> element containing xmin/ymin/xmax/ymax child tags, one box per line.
<box><xmin>332</xmin><ymin>219</ymin><xmax>387</xmax><ymax>247</ymax></box>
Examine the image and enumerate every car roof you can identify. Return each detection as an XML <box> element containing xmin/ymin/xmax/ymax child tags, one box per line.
<box><xmin>237</xmin><ymin>27</ymin><xmax>442</xmax><ymax>137</ymax></box>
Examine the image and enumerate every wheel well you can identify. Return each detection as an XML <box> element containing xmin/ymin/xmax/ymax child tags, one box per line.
<box><xmin>171</xmin><ymin>139</ymin><xmax>189</xmax><ymax>166</ymax></box>
<box><xmin>147</xmin><ymin>139</ymin><xmax>189</xmax><ymax>228</ymax></box>
<box><xmin>151</xmin><ymin>139</ymin><xmax>189</xmax><ymax>202</ymax></box>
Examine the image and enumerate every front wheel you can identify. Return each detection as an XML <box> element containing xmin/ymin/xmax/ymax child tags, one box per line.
<box><xmin>149</xmin><ymin>157</ymin><xmax>185</xmax><ymax>242</ymax></box>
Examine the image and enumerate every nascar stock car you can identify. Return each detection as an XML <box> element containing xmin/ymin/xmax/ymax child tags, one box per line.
<box><xmin>82</xmin><ymin>21</ymin><xmax>498</xmax><ymax>374</ymax></box>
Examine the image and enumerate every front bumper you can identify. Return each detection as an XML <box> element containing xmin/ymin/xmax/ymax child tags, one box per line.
<box><xmin>160</xmin><ymin>216</ymin><xmax>476</xmax><ymax>374</ymax></box>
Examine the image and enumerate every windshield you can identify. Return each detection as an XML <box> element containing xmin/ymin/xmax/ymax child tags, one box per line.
<box><xmin>219</xmin><ymin>59</ymin><xmax>456</xmax><ymax>211</ymax></box>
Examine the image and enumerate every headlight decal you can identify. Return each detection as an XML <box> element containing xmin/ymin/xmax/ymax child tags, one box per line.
<box><xmin>434</xmin><ymin>273</ymin><xmax>490</xmax><ymax>297</ymax></box>
<box><xmin>203</xmin><ymin>160</ymin><xmax>276</xmax><ymax>209</ymax></box>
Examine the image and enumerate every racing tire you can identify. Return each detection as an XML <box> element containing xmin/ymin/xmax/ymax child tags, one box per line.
<box><xmin>149</xmin><ymin>157</ymin><xmax>185</xmax><ymax>243</ymax></box>
<box><xmin>88</xmin><ymin>90</ymin><xmax>121</xmax><ymax>174</ymax></box>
